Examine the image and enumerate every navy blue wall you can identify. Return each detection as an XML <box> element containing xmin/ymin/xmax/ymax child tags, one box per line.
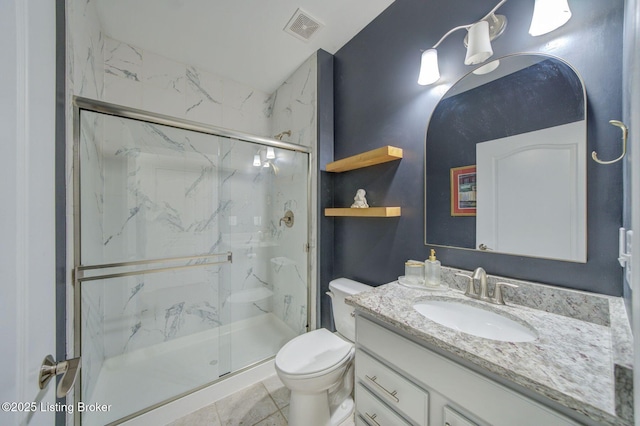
<box><xmin>316</xmin><ymin>50</ymin><xmax>336</xmax><ymax>330</ymax></box>
<box><xmin>327</xmin><ymin>0</ymin><xmax>624</xmax><ymax>301</ymax></box>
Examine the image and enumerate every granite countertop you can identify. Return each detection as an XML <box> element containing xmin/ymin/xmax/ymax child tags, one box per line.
<box><xmin>346</xmin><ymin>270</ymin><xmax>633</xmax><ymax>426</ymax></box>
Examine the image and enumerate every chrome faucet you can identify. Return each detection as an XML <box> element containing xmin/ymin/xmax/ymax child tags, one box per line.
<box><xmin>472</xmin><ymin>267</ymin><xmax>490</xmax><ymax>301</ymax></box>
<box><xmin>455</xmin><ymin>267</ymin><xmax>518</xmax><ymax>305</ymax></box>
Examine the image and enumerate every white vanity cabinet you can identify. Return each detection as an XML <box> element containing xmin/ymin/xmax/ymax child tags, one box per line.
<box><xmin>354</xmin><ymin>315</ymin><xmax>581</xmax><ymax>426</ymax></box>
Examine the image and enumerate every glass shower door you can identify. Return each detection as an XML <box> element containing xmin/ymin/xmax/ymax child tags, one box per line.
<box><xmin>77</xmin><ymin>110</ymin><xmax>232</xmax><ymax>425</ymax></box>
<box><xmin>215</xmin><ymin>139</ymin><xmax>309</xmax><ymax>374</ymax></box>
<box><xmin>75</xmin><ymin>104</ymin><xmax>309</xmax><ymax>425</ymax></box>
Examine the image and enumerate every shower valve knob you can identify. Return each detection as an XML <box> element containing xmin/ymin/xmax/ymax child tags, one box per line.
<box><xmin>279</xmin><ymin>210</ymin><xmax>294</xmax><ymax>228</ymax></box>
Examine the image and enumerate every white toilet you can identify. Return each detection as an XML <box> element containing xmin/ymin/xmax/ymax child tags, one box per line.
<box><xmin>275</xmin><ymin>278</ymin><xmax>372</xmax><ymax>426</ymax></box>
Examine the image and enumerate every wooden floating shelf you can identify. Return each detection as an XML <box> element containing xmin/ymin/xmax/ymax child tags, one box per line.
<box><xmin>325</xmin><ymin>207</ymin><xmax>401</xmax><ymax>217</ymax></box>
<box><xmin>326</xmin><ymin>145</ymin><xmax>403</xmax><ymax>173</ymax></box>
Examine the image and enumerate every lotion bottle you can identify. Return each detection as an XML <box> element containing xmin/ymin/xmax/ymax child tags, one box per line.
<box><xmin>424</xmin><ymin>249</ymin><xmax>442</xmax><ymax>287</ymax></box>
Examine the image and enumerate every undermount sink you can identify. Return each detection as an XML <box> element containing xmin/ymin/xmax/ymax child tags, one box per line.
<box><xmin>413</xmin><ymin>299</ymin><xmax>537</xmax><ymax>343</ymax></box>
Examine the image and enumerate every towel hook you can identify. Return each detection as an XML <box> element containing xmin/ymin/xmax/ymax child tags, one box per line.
<box><xmin>592</xmin><ymin>120</ymin><xmax>628</xmax><ymax>165</ymax></box>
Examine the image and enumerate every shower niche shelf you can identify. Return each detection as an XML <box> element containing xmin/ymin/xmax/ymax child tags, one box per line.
<box><xmin>324</xmin><ymin>145</ymin><xmax>402</xmax><ymax>218</ymax></box>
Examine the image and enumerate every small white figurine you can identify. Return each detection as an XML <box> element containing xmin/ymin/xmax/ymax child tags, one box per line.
<box><xmin>351</xmin><ymin>189</ymin><xmax>369</xmax><ymax>208</ymax></box>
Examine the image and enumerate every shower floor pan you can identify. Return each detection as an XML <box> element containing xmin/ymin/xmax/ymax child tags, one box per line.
<box><xmin>83</xmin><ymin>313</ymin><xmax>296</xmax><ymax>425</ymax></box>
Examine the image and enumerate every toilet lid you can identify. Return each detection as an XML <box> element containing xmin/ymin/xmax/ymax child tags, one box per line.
<box><xmin>276</xmin><ymin>329</ymin><xmax>353</xmax><ymax>376</ymax></box>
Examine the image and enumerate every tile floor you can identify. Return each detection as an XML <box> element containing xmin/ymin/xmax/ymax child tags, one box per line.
<box><xmin>166</xmin><ymin>375</ymin><xmax>356</xmax><ymax>426</ymax></box>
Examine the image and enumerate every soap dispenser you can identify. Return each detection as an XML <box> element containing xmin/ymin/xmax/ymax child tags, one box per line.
<box><xmin>424</xmin><ymin>249</ymin><xmax>442</xmax><ymax>287</ymax></box>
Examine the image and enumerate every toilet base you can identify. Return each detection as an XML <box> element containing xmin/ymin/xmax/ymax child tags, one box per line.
<box><xmin>288</xmin><ymin>390</ymin><xmax>329</xmax><ymax>426</ymax></box>
<box><xmin>288</xmin><ymin>392</ymin><xmax>354</xmax><ymax>426</ymax></box>
<box><xmin>330</xmin><ymin>396</ymin><xmax>354</xmax><ymax>425</ymax></box>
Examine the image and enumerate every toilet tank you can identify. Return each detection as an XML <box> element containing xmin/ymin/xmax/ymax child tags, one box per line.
<box><xmin>328</xmin><ymin>278</ymin><xmax>373</xmax><ymax>342</ymax></box>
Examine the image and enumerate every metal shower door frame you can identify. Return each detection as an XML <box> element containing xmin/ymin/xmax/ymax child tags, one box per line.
<box><xmin>71</xmin><ymin>96</ymin><xmax>312</xmax><ymax>425</ymax></box>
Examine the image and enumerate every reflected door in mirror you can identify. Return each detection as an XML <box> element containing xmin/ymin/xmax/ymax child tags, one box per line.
<box><xmin>476</xmin><ymin>121</ymin><xmax>586</xmax><ymax>261</ymax></box>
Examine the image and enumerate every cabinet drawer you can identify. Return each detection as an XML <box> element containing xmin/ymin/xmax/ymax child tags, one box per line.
<box><xmin>356</xmin><ymin>350</ymin><xmax>428</xmax><ymax>424</ymax></box>
<box><xmin>356</xmin><ymin>383</ymin><xmax>411</xmax><ymax>426</ymax></box>
<box><xmin>444</xmin><ymin>406</ymin><xmax>479</xmax><ymax>426</ymax></box>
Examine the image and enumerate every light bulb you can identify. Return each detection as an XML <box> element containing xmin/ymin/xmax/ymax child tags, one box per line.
<box><xmin>465</xmin><ymin>20</ymin><xmax>493</xmax><ymax>66</ymax></box>
<box><xmin>266</xmin><ymin>147</ymin><xmax>275</xmax><ymax>159</ymax></box>
<box><xmin>418</xmin><ymin>49</ymin><xmax>440</xmax><ymax>85</ymax></box>
<box><xmin>529</xmin><ymin>0</ymin><xmax>572</xmax><ymax>36</ymax></box>
<box><xmin>473</xmin><ymin>59</ymin><xmax>500</xmax><ymax>75</ymax></box>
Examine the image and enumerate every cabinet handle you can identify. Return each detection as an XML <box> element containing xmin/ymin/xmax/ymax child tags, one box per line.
<box><xmin>365</xmin><ymin>375</ymin><xmax>400</xmax><ymax>403</ymax></box>
<box><xmin>365</xmin><ymin>412</ymin><xmax>381</xmax><ymax>426</ymax></box>
<box><xmin>445</xmin><ymin>423</ymin><xmax>451</xmax><ymax>426</ymax></box>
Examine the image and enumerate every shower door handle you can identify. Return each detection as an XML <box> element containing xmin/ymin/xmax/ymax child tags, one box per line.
<box><xmin>39</xmin><ymin>354</ymin><xmax>81</xmax><ymax>398</ymax></box>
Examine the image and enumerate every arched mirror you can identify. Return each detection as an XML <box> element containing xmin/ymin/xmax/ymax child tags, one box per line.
<box><xmin>424</xmin><ymin>53</ymin><xmax>587</xmax><ymax>262</ymax></box>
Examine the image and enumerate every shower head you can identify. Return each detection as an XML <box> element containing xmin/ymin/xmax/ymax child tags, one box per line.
<box><xmin>274</xmin><ymin>130</ymin><xmax>292</xmax><ymax>141</ymax></box>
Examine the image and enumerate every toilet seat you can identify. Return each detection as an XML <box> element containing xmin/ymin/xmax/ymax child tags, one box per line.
<box><xmin>275</xmin><ymin>329</ymin><xmax>353</xmax><ymax>378</ymax></box>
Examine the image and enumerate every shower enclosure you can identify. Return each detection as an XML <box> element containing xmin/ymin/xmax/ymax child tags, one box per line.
<box><xmin>73</xmin><ymin>98</ymin><xmax>310</xmax><ymax>425</ymax></box>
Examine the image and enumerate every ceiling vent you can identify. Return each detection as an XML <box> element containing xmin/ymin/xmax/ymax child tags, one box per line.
<box><xmin>284</xmin><ymin>8</ymin><xmax>324</xmax><ymax>42</ymax></box>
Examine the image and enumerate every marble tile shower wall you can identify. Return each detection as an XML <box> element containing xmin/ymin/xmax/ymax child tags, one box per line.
<box><xmin>270</xmin><ymin>54</ymin><xmax>318</xmax><ymax>147</ymax></box>
<box><xmin>79</xmin><ymin>113</ymin><xmax>227</xmax><ymax>399</ymax></box>
<box><xmin>102</xmin><ymin>36</ymin><xmax>272</xmax><ymax>137</ymax></box>
<box><xmin>217</xmin><ymin>140</ymin><xmax>275</xmax><ymax>328</ymax></box>
<box><xmin>77</xmin><ymin>113</ymin><xmax>314</xmax><ymax>399</ymax></box>
<box><xmin>68</xmin><ymin>0</ymin><xmax>104</xmax><ymax>100</ymax></box>
<box><xmin>269</xmin><ymin>55</ymin><xmax>318</xmax><ymax>333</ymax></box>
<box><xmin>70</xmin><ymin>0</ymin><xmax>318</xmax><ymax>406</ymax></box>
<box><xmin>100</xmin><ymin>45</ymin><xmax>318</xmax><ymax>338</ymax></box>
<box><xmin>99</xmin><ymin>118</ymin><xmax>225</xmax><ymax>358</ymax></box>
<box><xmin>77</xmin><ymin>108</ymin><xmax>312</xmax><ymax>405</ymax></box>
<box><xmin>268</xmin><ymin>151</ymin><xmax>311</xmax><ymax>334</ymax></box>
<box><xmin>78</xmin><ymin>112</ymin><xmax>105</xmax><ymax>404</ymax></box>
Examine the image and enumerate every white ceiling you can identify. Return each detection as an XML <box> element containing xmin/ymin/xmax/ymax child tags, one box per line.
<box><xmin>94</xmin><ymin>0</ymin><xmax>395</xmax><ymax>94</ymax></box>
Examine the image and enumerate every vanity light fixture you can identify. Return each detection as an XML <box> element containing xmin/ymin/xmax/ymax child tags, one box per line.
<box><xmin>418</xmin><ymin>0</ymin><xmax>508</xmax><ymax>85</ymax></box>
<box><xmin>253</xmin><ymin>148</ymin><xmax>278</xmax><ymax>167</ymax></box>
<box><xmin>418</xmin><ymin>0</ymin><xmax>572</xmax><ymax>85</ymax></box>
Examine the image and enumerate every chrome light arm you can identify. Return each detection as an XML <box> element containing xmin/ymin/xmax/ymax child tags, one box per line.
<box><xmin>431</xmin><ymin>0</ymin><xmax>509</xmax><ymax>50</ymax></box>
<box><xmin>432</xmin><ymin>25</ymin><xmax>473</xmax><ymax>49</ymax></box>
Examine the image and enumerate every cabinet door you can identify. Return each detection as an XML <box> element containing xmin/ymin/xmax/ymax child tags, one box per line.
<box><xmin>443</xmin><ymin>406</ymin><xmax>478</xmax><ymax>426</ymax></box>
